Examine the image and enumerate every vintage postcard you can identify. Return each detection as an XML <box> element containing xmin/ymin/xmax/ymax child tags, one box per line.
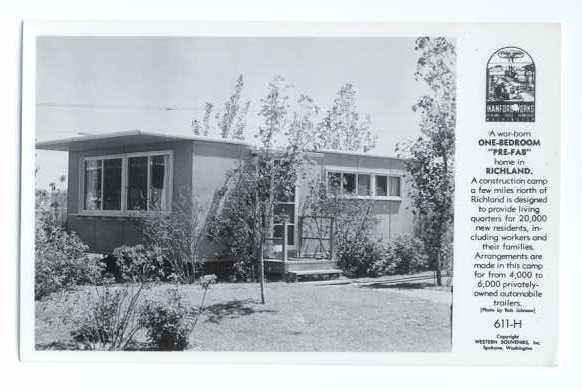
<box><xmin>20</xmin><ymin>21</ymin><xmax>561</xmax><ymax>365</ymax></box>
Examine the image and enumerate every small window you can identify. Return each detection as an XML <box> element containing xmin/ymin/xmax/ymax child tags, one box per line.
<box><xmin>357</xmin><ymin>174</ymin><xmax>371</xmax><ymax>196</ymax></box>
<box><xmin>273</xmin><ymin>224</ymin><xmax>295</xmax><ymax>246</ymax></box>
<box><xmin>328</xmin><ymin>172</ymin><xmax>342</xmax><ymax>194</ymax></box>
<box><xmin>343</xmin><ymin>173</ymin><xmax>356</xmax><ymax>194</ymax></box>
<box><xmin>326</xmin><ymin>170</ymin><xmax>401</xmax><ymax>199</ymax></box>
<box><xmin>389</xmin><ymin>176</ymin><xmax>401</xmax><ymax>197</ymax></box>
<box><xmin>375</xmin><ymin>175</ymin><xmax>388</xmax><ymax>197</ymax></box>
<box><xmin>274</xmin><ymin>203</ymin><xmax>295</xmax><ymax>224</ymax></box>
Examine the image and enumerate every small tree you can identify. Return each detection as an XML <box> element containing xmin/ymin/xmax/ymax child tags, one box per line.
<box><xmin>140</xmin><ymin>191</ymin><xmax>208</xmax><ymax>283</ymax></box>
<box><xmin>210</xmin><ymin>76</ymin><xmax>304</xmax><ymax>302</ymax></box>
<box><xmin>207</xmin><ymin>163</ymin><xmax>261</xmax><ymax>281</ymax></box>
<box><xmin>397</xmin><ymin>37</ymin><xmax>456</xmax><ymax>286</ymax></box>
<box><xmin>313</xmin><ymin>83</ymin><xmax>378</xmax><ymax>153</ymax></box>
<box><xmin>253</xmin><ymin>75</ymin><xmax>301</xmax><ymax>303</ymax></box>
<box><xmin>285</xmin><ymin>94</ymin><xmax>320</xmax><ymax>151</ymax></box>
<box><xmin>192</xmin><ymin>74</ymin><xmax>251</xmax><ymax>140</ymax></box>
<box><xmin>300</xmin><ymin>173</ymin><xmax>379</xmax><ymax>259</ymax></box>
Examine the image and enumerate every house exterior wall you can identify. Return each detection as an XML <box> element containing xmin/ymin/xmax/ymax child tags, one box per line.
<box><xmin>191</xmin><ymin>141</ymin><xmax>251</xmax><ymax>259</ymax></box>
<box><xmin>67</xmin><ymin>141</ymin><xmax>194</xmax><ymax>253</ymax></box>
<box><xmin>298</xmin><ymin>152</ymin><xmax>415</xmax><ymax>242</ymax></box>
<box><xmin>62</xmin><ymin>138</ymin><xmax>414</xmax><ymax>256</ymax></box>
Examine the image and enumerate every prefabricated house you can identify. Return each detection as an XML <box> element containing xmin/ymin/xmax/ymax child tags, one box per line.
<box><xmin>36</xmin><ymin>130</ymin><xmax>415</xmax><ymax>279</ymax></box>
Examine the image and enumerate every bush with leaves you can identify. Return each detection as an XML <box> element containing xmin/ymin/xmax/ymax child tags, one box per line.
<box><xmin>67</xmin><ymin>284</ymin><xmax>145</xmax><ymax>351</ymax></box>
<box><xmin>382</xmin><ymin>235</ymin><xmax>429</xmax><ymax>275</ymax></box>
<box><xmin>335</xmin><ymin>235</ymin><xmax>386</xmax><ymax>277</ymax></box>
<box><xmin>336</xmin><ymin>234</ymin><xmax>429</xmax><ymax>278</ymax></box>
<box><xmin>396</xmin><ymin>37</ymin><xmax>456</xmax><ymax>286</ymax></box>
<box><xmin>207</xmin><ymin>164</ymin><xmax>259</xmax><ymax>281</ymax></box>
<box><xmin>140</xmin><ymin>192</ymin><xmax>208</xmax><ymax>283</ymax></box>
<box><xmin>111</xmin><ymin>245</ymin><xmax>167</xmax><ymax>282</ymax></box>
<box><xmin>138</xmin><ymin>287</ymin><xmax>193</xmax><ymax>351</ymax></box>
<box><xmin>35</xmin><ymin>213</ymin><xmax>104</xmax><ymax>300</ymax></box>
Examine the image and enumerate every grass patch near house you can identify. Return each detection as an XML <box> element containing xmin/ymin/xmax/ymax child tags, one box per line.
<box><xmin>36</xmin><ymin>277</ymin><xmax>451</xmax><ymax>352</ymax></box>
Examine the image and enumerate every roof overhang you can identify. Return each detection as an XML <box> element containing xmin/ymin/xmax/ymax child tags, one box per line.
<box><xmin>35</xmin><ymin>130</ymin><xmax>250</xmax><ymax>152</ymax></box>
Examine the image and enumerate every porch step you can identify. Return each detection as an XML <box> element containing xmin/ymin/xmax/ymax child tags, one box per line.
<box><xmin>285</xmin><ymin>259</ymin><xmax>338</xmax><ymax>272</ymax></box>
<box><xmin>286</xmin><ymin>269</ymin><xmax>343</xmax><ymax>282</ymax></box>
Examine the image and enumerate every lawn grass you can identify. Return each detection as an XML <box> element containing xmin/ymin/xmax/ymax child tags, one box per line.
<box><xmin>35</xmin><ymin>277</ymin><xmax>452</xmax><ymax>352</ymax></box>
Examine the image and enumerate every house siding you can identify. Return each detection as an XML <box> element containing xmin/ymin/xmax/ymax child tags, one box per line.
<box><xmin>312</xmin><ymin>152</ymin><xmax>414</xmax><ymax>242</ymax></box>
<box><xmin>60</xmin><ymin>137</ymin><xmax>414</xmax><ymax>256</ymax></box>
<box><xmin>192</xmin><ymin>141</ymin><xmax>252</xmax><ymax>259</ymax></box>
<box><xmin>67</xmin><ymin>141</ymin><xmax>194</xmax><ymax>253</ymax></box>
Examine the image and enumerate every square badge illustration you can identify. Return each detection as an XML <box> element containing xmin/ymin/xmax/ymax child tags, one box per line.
<box><xmin>486</xmin><ymin>47</ymin><xmax>535</xmax><ymax>122</ymax></box>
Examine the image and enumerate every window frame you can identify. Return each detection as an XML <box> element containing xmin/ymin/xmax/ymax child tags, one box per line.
<box><xmin>78</xmin><ymin>150</ymin><xmax>173</xmax><ymax>216</ymax></box>
<box><xmin>272</xmin><ymin>183</ymin><xmax>298</xmax><ymax>248</ymax></box>
<box><xmin>325</xmin><ymin>168</ymin><xmax>402</xmax><ymax>200</ymax></box>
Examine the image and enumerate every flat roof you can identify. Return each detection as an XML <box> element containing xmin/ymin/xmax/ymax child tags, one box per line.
<box><xmin>316</xmin><ymin>148</ymin><xmax>400</xmax><ymax>160</ymax></box>
<box><xmin>35</xmin><ymin>130</ymin><xmax>251</xmax><ymax>152</ymax></box>
<box><xmin>35</xmin><ymin>129</ymin><xmax>401</xmax><ymax>160</ymax></box>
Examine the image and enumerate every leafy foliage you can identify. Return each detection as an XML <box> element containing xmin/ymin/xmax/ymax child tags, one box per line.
<box><xmin>286</xmin><ymin>84</ymin><xmax>378</xmax><ymax>153</ymax></box>
<box><xmin>301</xmin><ymin>175</ymin><xmax>379</xmax><ymax>254</ymax></box>
<box><xmin>336</xmin><ymin>235</ymin><xmax>429</xmax><ymax>278</ymax></box>
<box><xmin>35</xmin><ymin>213</ymin><xmax>104</xmax><ymax>300</ymax></box>
<box><xmin>382</xmin><ymin>235</ymin><xmax>429</xmax><ymax>275</ymax></box>
<box><xmin>396</xmin><ymin>37</ymin><xmax>456</xmax><ymax>286</ymax></box>
<box><xmin>313</xmin><ymin>83</ymin><xmax>377</xmax><ymax>152</ymax></box>
<box><xmin>68</xmin><ymin>285</ymin><xmax>145</xmax><ymax>351</ymax></box>
<box><xmin>138</xmin><ymin>287</ymin><xmax>193</xmax><ymax>351</ymax></box>
<box><xmin>336</xmin><ymin>235</ymin><xmax>386</xmax><ymax>277</ymax></box>
<box><xmin>111</xmin><ymin>245</ymin><xmax>166</xmax><ymax>282</ymax></box>
<box><xmin>256</xmin><ymin>75</ymin><xmax>290</xmax><ymax>148</ymax></box>
<box><xmin>140</xmin><ymin>192</ymin><xmax>208</xmax><ymax>283</ymax></box>
<box><xmin>207</xmin><ymin>164</ymin><xmax>260</xmax><ymax>281</ymax></box>
<box><xmin>285</xmin><ymin>94</ymin><xmax>320</xmax><ymax>151</ymax></box>
<box><xmin>192</xmin><ymin>74</ymin><xmax>251</xmax><ymax>140</ymax></box>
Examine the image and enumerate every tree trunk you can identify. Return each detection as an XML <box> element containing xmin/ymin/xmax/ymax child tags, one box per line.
<box><xmin>259</xmin><ymin>239</ymin><xmax>266</xmax><ymax>304</ymax></box>
<box><xmin>435</xmin><ymin>252</ymin><xmax>443</xmax><ymax>286</ymax></box>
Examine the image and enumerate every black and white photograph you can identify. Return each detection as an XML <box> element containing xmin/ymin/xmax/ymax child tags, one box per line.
<box><xmin>33</xmin><ymin>34</ymin><xmax>457</xmax><ymax>352</ymax></box>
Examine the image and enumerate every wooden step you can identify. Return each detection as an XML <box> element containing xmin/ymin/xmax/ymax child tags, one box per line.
<box><xmin>285</xmin><ymin>260</ymin><xmax>338</xmax><ymax>272</ymax></box>
<box><xmin>286</xmin><ymin>269</ymin><xmax>343</xmax><ymax>282</ymax></box>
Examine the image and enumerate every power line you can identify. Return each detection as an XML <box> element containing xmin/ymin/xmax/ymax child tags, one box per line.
<box><xmin>36</xmin><ymin>101</ymin><xmax>412</xmax><ymax>117</ymax></box>
<box><xmin>37</xmin><ymin>102</ymin><xmax>209</xmax><ymax>112</ymax></box>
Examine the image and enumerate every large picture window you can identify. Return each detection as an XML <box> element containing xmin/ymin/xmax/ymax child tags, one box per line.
<box><xmin>81</xmin><ymin>151</ymin><xmax>172</xmax><ymax>214</ymax></box>
<box><xmin>327</xmin><ymin>170</ymin><xmax>401</xmax><ymax>199</ymax></box>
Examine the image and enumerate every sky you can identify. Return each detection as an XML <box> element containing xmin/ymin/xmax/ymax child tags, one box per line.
<box><xmin>35</xmin><ymin>36</ymin><xmax>428</xmax><ymax>189</ymax></box>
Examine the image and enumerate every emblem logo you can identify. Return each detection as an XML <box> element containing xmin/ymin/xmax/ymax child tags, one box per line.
<box><xmin>486</xmin><ymin>47</ymin><xmax>535</xmax><ymax>122</ymax></box>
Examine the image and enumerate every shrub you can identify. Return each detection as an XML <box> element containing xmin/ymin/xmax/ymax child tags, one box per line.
<box><xmin>68</xmin><ymin>284</ymin><xmax>145</xmax><ymax>351</ymax></box>
<box><xmin>382</xmin><ymin>235</ymin><xmax>429</xmax><ymax>275</ymax></box>
<box><xmin>138</xmin><ymin>287</ymin><xmax>193</xmax><ymax>351</ymax></box>
<box><xmin>207</xmin><ymin>166</ymin><xmax>259</xmax><ymax>281</ymax></box>
<box><xmin>335</xmin><ymin>235</ymin><xmax>385</xmax><ymax>277</ymax></box>
<box><xmin>111</xmin><ymin>245</ymin><xmax>167</xmax><ymax>282</ymax></box>
<box><xmin>140</xmin><ymin>192</ymin><xmax>207</xmax><ymax>283</ymax></box>
<box><xmin>35</xmin><ymin>214</ymin><xmax>103</xmax><ymax>300</ymax></box>
<box><xmin>335</xmin><ymin>234</ymin><xmax>429</xmax><ymax>278</ymax></box>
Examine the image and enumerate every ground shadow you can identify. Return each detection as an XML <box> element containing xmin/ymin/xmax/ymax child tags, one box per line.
<box><xmin>360</xmin><ymin>282</ymin><xmax>437</xmax><ymax>290</ymax></box>
<box><xmin>202</xmin><ymin>299</ymin><xmax>278</xmax><ymax>324</ymax></box>
<box><xmin>35</xmin><ymin>340</ymin><xmax>81</xmax><ymax>351</ymax></box>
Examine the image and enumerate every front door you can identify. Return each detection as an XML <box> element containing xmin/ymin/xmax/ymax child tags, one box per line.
<box><xmin>273</xmin><ymin>185</ymin><xmax>296</xmax><ymax>253</ymax></box>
